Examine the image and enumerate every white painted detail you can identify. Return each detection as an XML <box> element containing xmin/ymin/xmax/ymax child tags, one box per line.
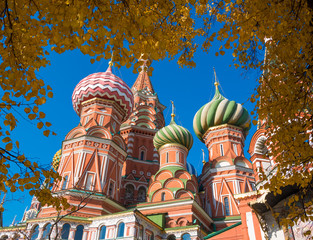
<box><xmin>246</xmin><ymin>212</ymin><xmax>256</xmax><ymax>240</ymax></box>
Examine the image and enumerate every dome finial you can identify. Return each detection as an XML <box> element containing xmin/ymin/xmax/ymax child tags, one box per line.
<box><xmin>213</xmin><ymin>67</ymin><xmax>219</xmax><ymax>90</ymax></box>
<box><xmin>108</xmin><ymin>50</ymin><xmax>114</xmax><ymax>67</ymax></box>
<box><xmin>202</xmin><ymin>149</ymin><xmax>206</xmax><ymax>166</ymax></box>
<box><xmin>170</xmin><ymin>100</ymin><xmax>175</xmax><ymax>122</ymax></box>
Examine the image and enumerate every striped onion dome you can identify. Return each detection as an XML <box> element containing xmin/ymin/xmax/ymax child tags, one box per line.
<box><xmin>186</xmin><ymin>162</ymin><xmax>197</xmax><ymax>176</ymax></box>
<box><xmin>193</xmin><ymin>82</ymin><xmax>251</xmax><ymax>142</ymax></box>
<box><xmin>52</xmin><ymin>149</ymin><xmax>61</xmax><ymax>171</ymax></box>
<box><xmin>153</xmin><ymin>116</ymin><xmax>193</xmax><ymax>151</ymax></box>
<box><xmin>72</xmin><ymin>64</ymin><xmax>134</xmax><ymax>121</ymax></box>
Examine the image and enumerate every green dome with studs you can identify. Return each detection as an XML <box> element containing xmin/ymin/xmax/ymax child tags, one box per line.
<box><xmin>193</xmin><ymin>82</ymin><xmax>251</xmax><ymax>142</ymax></box>
<box><xmin>154</xmin><ymin>115</ymin><xmax>193</xmax><ymax>151</ymax></box>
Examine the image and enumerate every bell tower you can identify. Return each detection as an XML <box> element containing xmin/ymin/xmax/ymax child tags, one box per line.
<box><xmin>120</xmin><ymin>60</ymin><xmax>165</xmax><ymax>206</ymax></box>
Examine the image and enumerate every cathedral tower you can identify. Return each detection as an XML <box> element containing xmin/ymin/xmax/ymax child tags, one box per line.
<box><xmin>120</xmin><ymin>60</ymin><xmax>166</xmax><ymax>206</ymax></box>
<box><xmin>194</xmin><ymin>76</ymin><xmax>255</xmax><ymax>230</ymax></box>
<box><xmin>38</xmin><ymin>63</ymin><xmax>133</xmax><ymax>218</ymax></box>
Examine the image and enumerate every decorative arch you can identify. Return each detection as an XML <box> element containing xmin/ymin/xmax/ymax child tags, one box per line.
<box><xmin>185</xmin><ymin>180</ymin><xmax>197</xmax><ymax>193</ymax></box>
<box><xmin>87</xmin><ymin>126</ymin><xmax>110</xmax><ymax>139</ymax></box>
<box><xmin>74</xmin><ymin>225</ymin><xmax>84</xmax><ymax>240</ymax></box>
<box><xmin>125</xmin><ymin>184</ymin><xmax>135</xmax><ymax>200</ymax></box>
<box><xmin>42</xmin><ymin>223</ymin><xmax>52</xmax><ymax>239</ymax></box>
<box><xmin>177</xmin><ymin>218</ymin><xmax>188</xmax><ymax>227</ymax></box>
<box><xmin>175</xmin><ymin>170</ymin><xmax>191</xmax><ymax>180</ymax></box>
<box><xmin>98</xmin><ymin>225</ymin><xmax>106</xmax><ymax>240</ymax></box>
<box><xmin>163</xmin><ymin>178</ymin><xmax>184</xmax><ymax>189</ymax></box>
<box><xmin>112</xmin><ymin>135</ymin><xmax>126</xmax><ymax>150</ymax></box>
<box><xmin>65</xmin><ymin>127</ymin><xmax>86</xmax><ymax>140</ymax></box>
<box><xmin>151</xmin><ymin>188</ymin><xmax>174</xmax><ymax>202</ymax></box>
<box><xmin>61</xmin><ymin>223</ymin><xmax>70</xmax><ymax>240</ymax></box>
<box><xmin>215</xmin><ymin>160</ymin><xmax>231</xmax><ymax>168</ymax></box>
<box><xmin>234</xmin><ymin>158</ymin><xmax>252</xmax><ymax>168</ymax></box>
<box><xmin>175</xmin><ymin>189</ymin><xmax>193</xmax><ymax>199</ymax></box>
<box><xmin>137</xmin><ymin>186</ymin><xmax>147</xmax><ymax>202</ymax></box>
<box><xmin>167</xmin><ymin>234</ymin><xmax>176</xmax><ymax>240</ymax></box>
<box><xmin>30</xmin><ymin>225</ymin><xmax>39</xmax><ymax>240</ymax></box>
<box><xmin>155</xmin><ymin>170</ymin><xmax>173</xmax><ymax>181</ymax></box>
<box><xmin>254</xmin><ymin>135</ymin><xmax>268</xmax><ymax>155</ymax></box>
<box><xmin>117</xmin><ymin>222</ymin><xmax>125</xmax><ymax>237</ymax></box>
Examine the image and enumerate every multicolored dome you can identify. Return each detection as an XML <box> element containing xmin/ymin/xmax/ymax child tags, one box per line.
<box><xmin>153</xmin><ymin>115</ymin><xmax>193</xmax><ymax>151</ymax></box>
<box><xmin>52</xmin><ymin>149</ymin><xmax>61</xmax><ymax>171</ymax></box>
<box><xmin>72</xmin><ymin>65</ymin><xmax>134</xmax><ymax>121</ymax></box>
<box><xmin>193</xmin><ymin>82</ymin><xmax>251</xmax><ymax>142</ymax></box>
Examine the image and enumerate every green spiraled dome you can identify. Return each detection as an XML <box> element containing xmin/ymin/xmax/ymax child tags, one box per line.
<box><xmin>154</xmin><ymin>114</ymin><xmax>193</xmax><ymax>151</ymax></box>
<box><xmin>193</xmin><ymin>82</ymin><xmax>251</xmax><ymax>142</ymax></box>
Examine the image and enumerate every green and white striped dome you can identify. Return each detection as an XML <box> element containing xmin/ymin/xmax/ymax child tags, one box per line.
<box><xmin>193</xmin><ymin>83</ymin><xmax>251</xmax><ymax>142</ymax></box>
<box><xmin>154</xmin><ymin>115</ymin><xmax>193</xmax><ymax>151</ymax></box>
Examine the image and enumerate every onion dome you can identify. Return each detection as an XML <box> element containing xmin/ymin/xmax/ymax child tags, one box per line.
<box><xmin>193</xmin><ymin>82</ymin><xmax>251</xmax><ymax>142</ymax></box>
<box><xmin>72</xmin><ymin>64</ymin><xmax>134</xmax><ymax>121</ymax></box>
<box><xmin>52</xmin><ymin>149</ymin><xmax>61</xmax><ymax>171</ymax></box>
<box><xmin>153</xmin><ymin>105</ymin><xmax>193</xmax><ymax>151</ymax></box>
<box><xmin>186</xmin><ymin>162</ymin><xmax>197</xmax><ymax>176</ymax></box>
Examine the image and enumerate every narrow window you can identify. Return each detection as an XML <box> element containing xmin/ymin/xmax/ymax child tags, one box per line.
<box><xmin>117</xmin><ymin>222</ymin><xmax>125</xmax><ymax>237</ymax></box>
<box><xmin>99</xmin><ymin>226</ymin><xmax>106</xmax><ymax>240</ymax></box>
<box><xmin>30</xmin><ymin>225</ymin><xmax>39</xmax><ymax>240</ymax></box>
<box><xmin>74</xmin><ymin>225</ymin><xmax>84</xmax><ymax>240</ymax></box>
<box><xmin>85</xmin><ymin>174</ymin><xmax>93</xmax><ymax>190</ymax></box>
<box><xmin>176</xmin><ymin>151</ymin><xmax>179</xmax><ymax>163</ymax></box>
<box><xmin>140</xmin><ymin>150</ymin><xmax>145</xmax><ymax>160</ymax></box>
<box><xmin>99</xmin><ymin>115</ymin><xmax>104</xmax><ymax>126</ymax></box>
<box><xmin>161</xmin><ymin>192</ymin><xmax>165</xmax><ymax>201</ymax></box>
<box><xmin>42</xmin><ymin>223</ymin><xmax>51</xmax><ymax>239</ymax></box>
<box><xmin>61</xmin><ymin>224</ymin><xmax>70</xmax><ymax>240</ymax></box>
<box><xmin>224</xmin><ymin>197</ymin><xmax>230</xmax><ymax>216</ymax></box>
<box><xmin>62</xmin><ymin>175</ymin><xmax>68</xmax><ymax>190</ymax></box>
<box><xmin>108</xmin><ymin>181</ymin><xmax>114</xmax><ymax>197</ymax></box>
<box><xmin>233</xmin><ymin>144</ymin><xmax>238</xmax><ymax>156</ymax></box>
<box><xmin>166</xmin><ymin>152</ymin><xmax>169</xmax><ymax>163</ymax></box>
<box><xmin>220</xmin><ymin>144</ymin><xmax>224</xmax><ymax>156</ymax></box>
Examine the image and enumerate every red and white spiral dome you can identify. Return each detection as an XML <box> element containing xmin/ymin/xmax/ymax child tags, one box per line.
<box><xmin>72</xmin><ymin>65</ymin><xmax>134</xmax><ymax>121</ymax></box>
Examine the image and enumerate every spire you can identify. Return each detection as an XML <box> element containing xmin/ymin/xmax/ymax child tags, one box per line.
<box><xmin>202</xmin><ymin>149</ymin><xmax>206</xmax><ymax>166</ymax></box>
<box><xmin>212</xmin><ymin>68</ymin><xmax>225</xmax><ymax>101</ymax></box>
<box><xmin>131</xmin><ymin>58</ymin><xmax>155</xmax><ymax>93</ymax></box>
<box><xmin>106</xmin><ymin>51</ymin><xmax>114</xmax><ymax>72</ymax></box>
<box><xmin>170</xmin><ymin>100</ymin><xmax>175</xmax><ymax>123</ymax></box>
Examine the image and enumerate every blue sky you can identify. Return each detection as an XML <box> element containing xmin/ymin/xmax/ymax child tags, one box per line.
<box><xmin>3</xmin><ymin>47</ymin><xmax>260</xmax><ymax>226</ymax></box>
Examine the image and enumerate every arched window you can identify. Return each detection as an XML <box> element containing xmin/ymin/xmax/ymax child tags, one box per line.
<box><xmin>140</xmin><ymin>150</ymin><xmax>145</xmax><ymax>160</ymax></box>
<box><xmin>42</xmin><ymin>223</ymin><xmax>51</xmax><ymax>239</ymax></box>
<box><xmin>74</xmin><ymin>225</ymin><xmax>84</xmax><ymax>240</ymax></box>
<box><xmin>137</xmin><ymin>186</ymin><xmax>146</xmax><ymax>202</ymax></box>
<box><xmin>176</xmin><ymin>151</ymin><xmax>179</xmax><ymax>163</ymax></box>
<box><xmin>62</xmin><ymin>175</ymin><xmax>68</xmax><ymax>190</ymax></box>
<box><xmin>61</xmin><ymin>223</ymin><xmax>70</xmax><ymax>240</ymax></box>
<box><xmin>30</xmin><ymin>225</ymin><xmax>39</xmax><ymax>240</ymax></box>
<box><xmin>125</xmin><ymin>184</ymin><xmax>134</xmax><ymax>200</ymax></box>
<box><xmin>167</xmin><ymin>234</ymin><xmax>176</xmax><ymax>240</ymax></box>
<box><xmin>182</xmin><ymin>233</ymin><xmax>191</xmax><ymax>240</ymax></box>
<box><xmin>224</xmin><ymin>197</ymin><xmax>230</xmax><ymax>216</ymax></box>
<box><xmin>117</xmin><ymin>222</ymin><xmax>125</xmax><ymax>237</ymax></box>
<box><xmin>166</xmin><ymin>152</ymin><xmax>169</xmax><ymax>163</ymax></box>
<box><xmin>161</xmin><ymin>192</ymin><xmax>165</xmax><ymax>201</ymax></box>
<box><xmin>99</xmin><ymin>226</ymin><xmax>106</xmax><ymax>240</ymax></box>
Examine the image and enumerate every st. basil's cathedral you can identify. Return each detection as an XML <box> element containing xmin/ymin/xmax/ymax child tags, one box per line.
<box><xmin>0</xmin><ymin>61</ymin><xmax>306</xmax><ymax>240</ymax></box>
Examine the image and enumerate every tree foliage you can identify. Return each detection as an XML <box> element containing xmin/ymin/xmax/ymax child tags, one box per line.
<box><xmin>205</xmin><ymin>0</ymin><xmax>313</xmax><ymax>233</ymax></box>
<box><xmin>1</xmin><ymin>0</ymin><xmax>313</xmax><ymax>233</ymax></box>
